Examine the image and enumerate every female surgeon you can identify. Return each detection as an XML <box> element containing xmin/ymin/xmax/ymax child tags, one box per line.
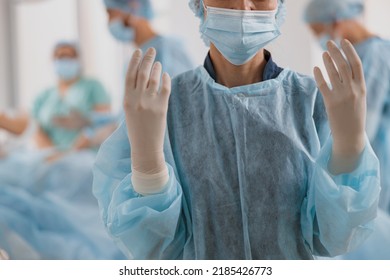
<box><xmin>93</xmin><ymin>0</ymin><xmax>381</xmax><ymax>260</ymax></box>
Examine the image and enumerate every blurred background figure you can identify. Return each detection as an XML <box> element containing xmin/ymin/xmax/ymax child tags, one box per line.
<box><xmin>304</xmin><ymin>0</ymin><xmax>390</xmax><ymax>260</ymax></box>
<box><xmin>33</xmin><ymin>41</ymin><xmax>112</xmax><ymax>153</ymax></box>
<box><xmin>88</xmin><ymin>0</ymin><xmax>197</xmax><ymax>147</ymax></box>
<box><xmin>304</xmin><ymin>0</ymin><xmax>390</xmax><ymax>215</ymax></box>
<box><xmin>0</xmin><ymin>40</ymin><xmax>122</xmax><ymax>260</ymax></box>
<box><xmin>104</xmin><ymin>0</ymin><xmax>194</xmax><ymax>78</ymax></box>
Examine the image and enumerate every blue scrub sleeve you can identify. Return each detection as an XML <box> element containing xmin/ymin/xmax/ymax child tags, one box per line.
<box><xmin>32</xmin><ymin>90</ymin><xmax>50</xmax><ymax>120</ymax></box>
<box><xmin>301</xmin><ymin>135</ymin><xmax>381</xmax><ymax>257</ymax></box>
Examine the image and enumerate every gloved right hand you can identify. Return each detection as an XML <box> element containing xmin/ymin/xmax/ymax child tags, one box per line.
<box><xmin>124</xmin><ymin>48</ymin><xmax>171</xmax><ymax>175</ymax></box>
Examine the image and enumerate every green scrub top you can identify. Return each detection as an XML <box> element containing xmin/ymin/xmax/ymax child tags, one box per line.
<box><xmin>32</xmin><ymin>78</ymin><xmax>110</xmax><ymax>150</ymax></box>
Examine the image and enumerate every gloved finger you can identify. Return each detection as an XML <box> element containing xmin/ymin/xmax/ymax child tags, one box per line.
<box><xmin>327</xmin><ymin>40</ymin><xmax>352</xmax><ymax>83</ymax></box>
<box><xmin>126</xmin><ymin>49</ymin><xmax>143</xmax><ymax>90</ymax></box>
<box><xmin>137</xmin><ymin>48</ymin><xmax>157</xmax><ymax>91</ymax></box>
<box><xmin>341</xmin><ymin>39</ymin><xmax>365</xmax><ymax>84</ymax></box>
<box><xmin>323</xmin><ymin>51</ymin><xmax>341</xmax><ymax>88</ymax></box>
<box><xmin>314</xmin><ymin>66</ymin><xmax>331</xmax><ymax>98</ymax></box>
<box><xmin>147</xmin><ymin>62</ymin><xmax>162</xmax><ymax>95</ymax></box>
<box><xmin>159</xmin><ymin>72</ymin><xmax>171</xmax><ymax>105</ymax></box>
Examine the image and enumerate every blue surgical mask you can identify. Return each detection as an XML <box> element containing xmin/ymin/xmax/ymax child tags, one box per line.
<box><xmin>109</xmin><ymin>19</ymin><xmax>134</xmax><ymax>43</ymax></box>
<box><xmin>200</xmin><ymin>5</ymin><xmax>281</xmax><ymax>66</ymax></box>
<box><xmin>54</xmin><ymin>59</ymin><xmax>80</xmax><ymax>81</ymax></box>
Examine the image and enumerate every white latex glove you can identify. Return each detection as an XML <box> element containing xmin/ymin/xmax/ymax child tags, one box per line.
<box><xmin>124</xmin><ymin>48</ymin><xmax>171</xmax><ymax>175</ymax></box>
<box><xmin>314</xmin><ymin>40</ymin><xmax>367</xmax><ymax>174</ymax></box>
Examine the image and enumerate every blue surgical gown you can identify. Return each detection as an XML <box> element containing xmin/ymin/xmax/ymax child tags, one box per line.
<box><xmin>32</xmin><ymin>78</ymin><xmax>111</xmax><ymax>150</ymax></box>
<box><xmin>339</xmin><ymin>209</ymin><xmax>390</xmax><ymax>260</ymax></box>
<box><xmin>0</xmin><ymin>224</ymin><xmax>41</xmax><ymax>260</ymax></box>
<box><xmin>355</xmin><ymin>37</ymin><xmax>390</xmax><ymax>214</ymax></box>
<box><xmin>0</xmin><ymin>149</ymin><xmax>96</xmax><ymax>204</ymax></box>
<box><xmin>0</xmin><ymin>150</ymin><xmax>125</xmax><ymax>259</ymax></box>
<box><xmin>93</xmin><ymin>65</ymin><xmax>381</xmax><ymax>260</ymax></box>
<box><xmin>0</xmin><ymin>184</ymin><xmax>123</xmax><ymax>259</ymax></box>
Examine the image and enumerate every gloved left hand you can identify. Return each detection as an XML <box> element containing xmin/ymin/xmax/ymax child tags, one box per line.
<box><xmin>314</xmin><ymin>39</ymin><xmax>367</xmax><ymax>174</ymax></box>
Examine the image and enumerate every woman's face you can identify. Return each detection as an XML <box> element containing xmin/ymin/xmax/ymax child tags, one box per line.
<box><xmin>203</xmin><ymin>0</ymin><xmax>278</xmax><ymax>11</ymax></box>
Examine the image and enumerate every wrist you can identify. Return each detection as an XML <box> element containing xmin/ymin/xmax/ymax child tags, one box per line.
<box><xmin>332</xmin><ymin>134</ymin><xmax>365</xmax><ymax>158</ymax></box>
<box><xmin>131</xmin><ymin>151</ymin><xmax>166</xmax><ymax>174</ymax></box>
<box><xmin>132</xmin><ymin>165</ymin><xmax>169</xmax><ymax>195</ymax></box>
<box><xmin>330</xmin><ymin>135</ymin><xmax>366</xmax><ymax>175</ymax></box>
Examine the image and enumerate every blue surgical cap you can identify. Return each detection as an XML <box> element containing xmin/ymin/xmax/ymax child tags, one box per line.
<box><xmin>189</xmin><ymin>0</ymin><xmax>287</xmax><ymax>27</ymax></box>
<box><xmin>304</xmin><ymin>0</ymin><xmax>364</xmax><ymax>24</ymax></box>
<box><xmin>103</xmin><ymin>0</ymin><xmax>154</xmax><ymax>19</ymax></box>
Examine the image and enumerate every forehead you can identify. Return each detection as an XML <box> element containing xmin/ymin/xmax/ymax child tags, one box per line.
<box><xmin>106</xmin><ymin>8</ymin><xmax>126</xmax><ymax>16</ymax></box>
<box><xmin>54</xmin><ymin>46</ymin><xmax>78</xmax><ymax>57</ymax></box>
<box><xmin>309</xmin><ymin>23</ymin><xmax>327</xmax><ymax>35</ymax></box>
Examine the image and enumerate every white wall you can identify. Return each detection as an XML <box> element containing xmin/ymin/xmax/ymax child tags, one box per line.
<box><xmin>164</xmin><ymin>0</ymin><xmax>208</xmax><ymax>66</ymax></box>
<box><xmin>77</xmin><ymin>0</ymin><xmax>129</xmax><ymax>112</ymax></box>
<box><xmin>14</xmin><ymin>0</ymin><xmax>79</xmax><ymax>110</ymax></box>
<box><xmin>0</xmin><ymin>0</ymin><xmax>11</xmax><ymax>109</ymax></box>
<box><xmin>365</xmin><ymin>0</ymin><xmax>390</xmax><ymax>38</ymax></box>
<box><xmin>269</xmin><ymin>0</ymin><xmax>313</xmax><ymax>75</ymax></box>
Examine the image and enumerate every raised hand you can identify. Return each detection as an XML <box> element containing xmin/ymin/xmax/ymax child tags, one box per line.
<box><xmin>314</xmin><ymin>39</ymin><xmax>367</xmax><ymax>174</ymax></box>
<box><xmin>124</xmin><ymin>48</ymin><xmax>171</xmax><ymax>174</ymax></box>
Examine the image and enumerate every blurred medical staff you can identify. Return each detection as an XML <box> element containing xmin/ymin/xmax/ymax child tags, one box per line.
<box><xmin>32</xmin><ymin>42</ymin><xmax>111</xmax><ymax>152</ymax></box>
<box><xmin>104</xmin><ymin>0</ymin><xmax>194</xmax><ymax>78</ymax></box>
<box><xmin>305</xmin><ymin>0</ymin><xmax>390</xmax><ymax>215</ymax></box>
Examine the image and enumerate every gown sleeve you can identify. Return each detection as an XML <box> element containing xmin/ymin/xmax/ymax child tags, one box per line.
<box><xmin>93</xmin><ymin>120</ymin><xmax>190</xmax><ymax>259</ymax></box>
